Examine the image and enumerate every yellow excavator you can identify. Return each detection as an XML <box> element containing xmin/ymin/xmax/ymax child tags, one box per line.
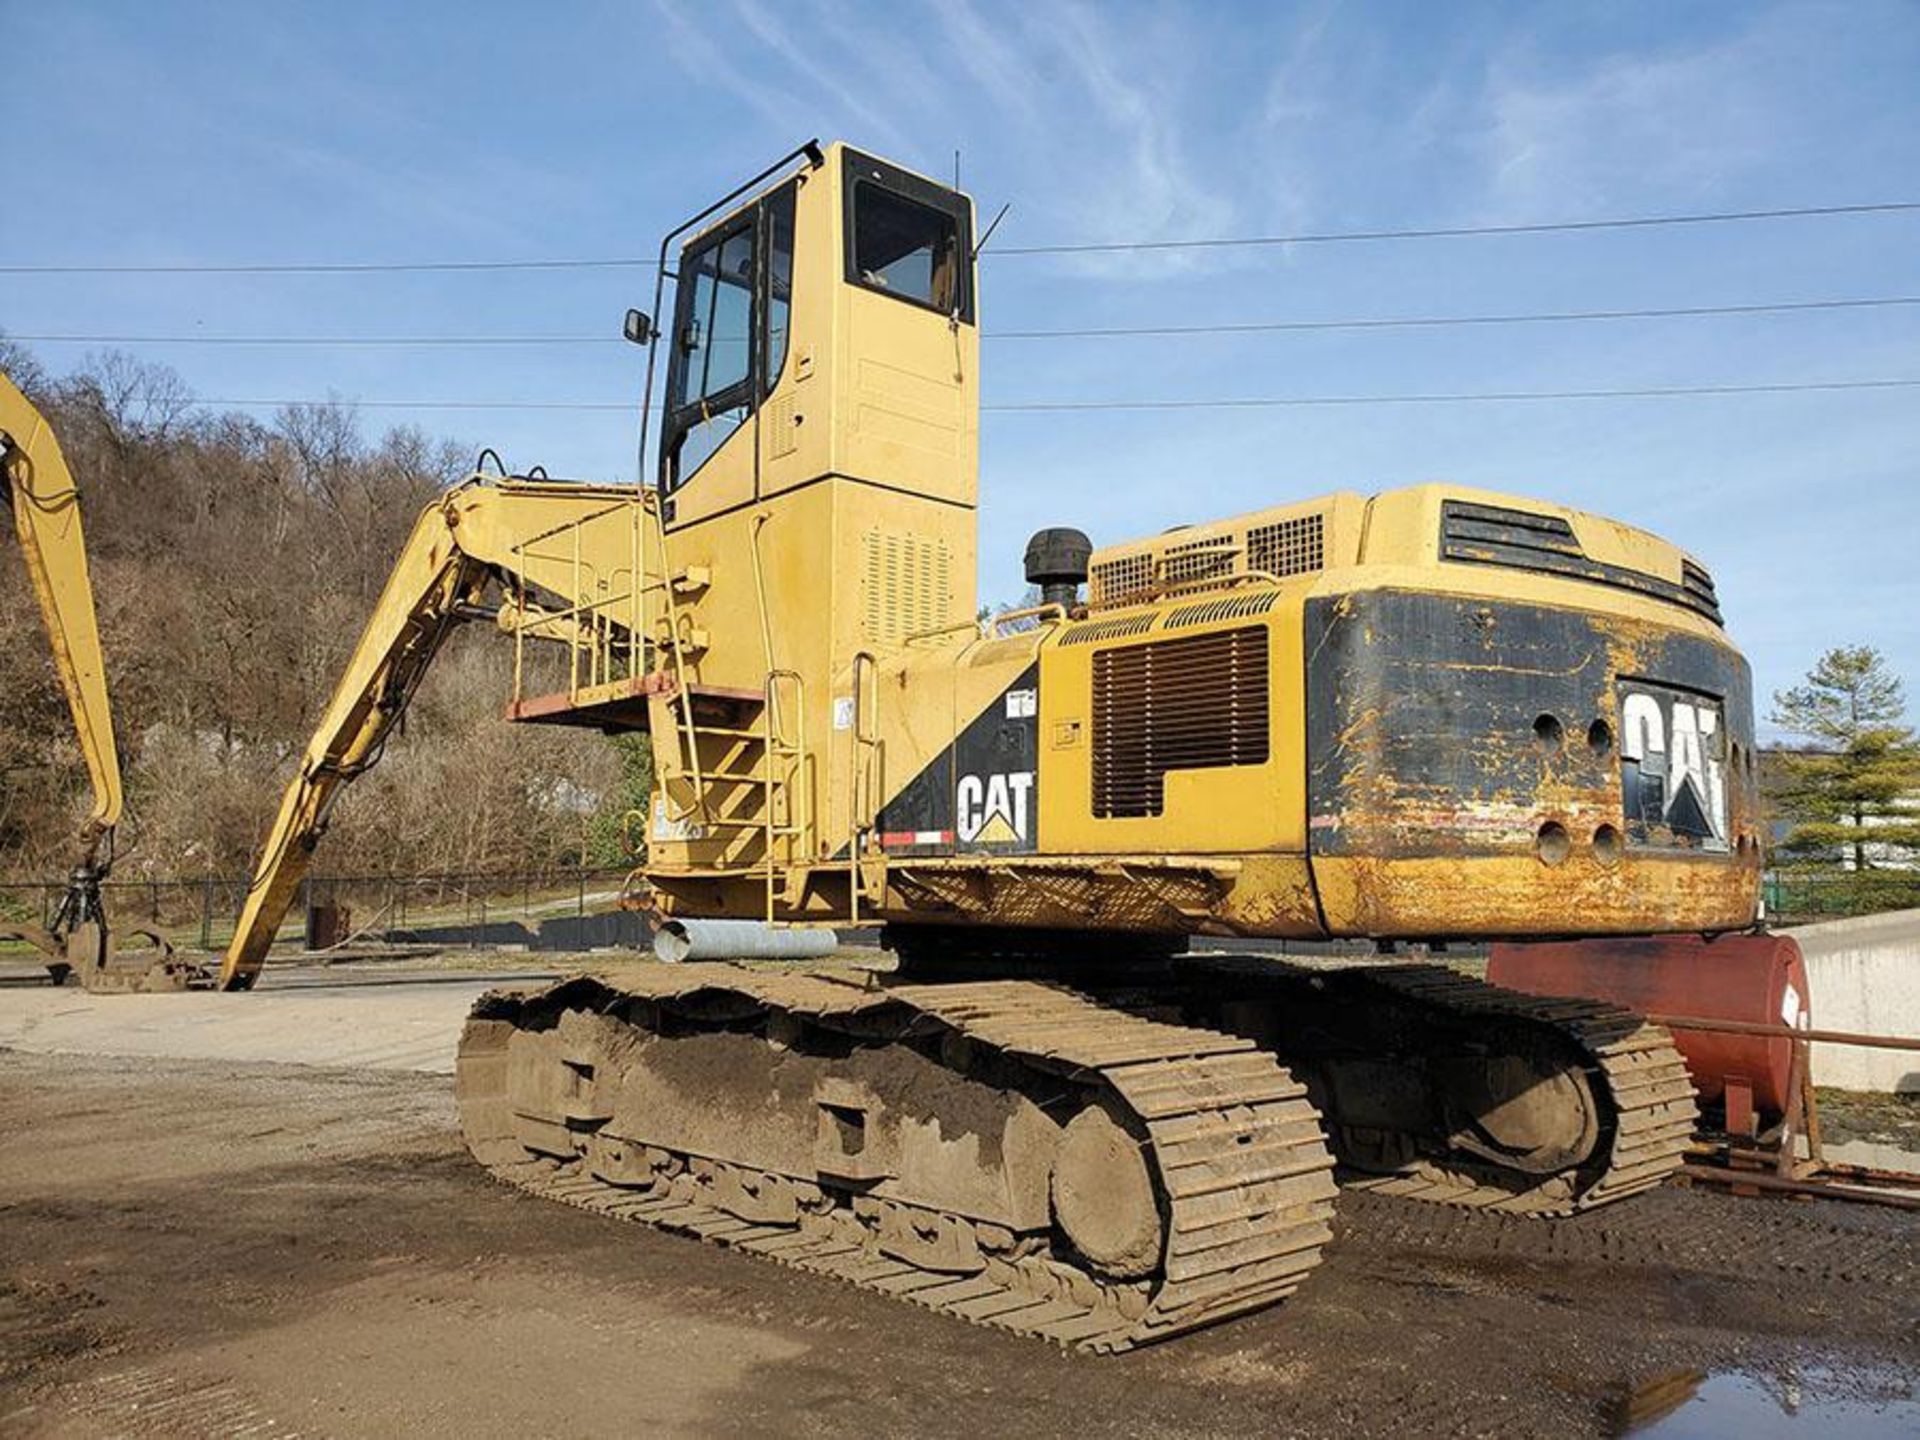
<box><xmin>223</xmin><ymin>142</ymin><xmax>1763</xmax><ymax>1349</ymax></box>
<box><xmin>1</xmin><ymin>371</ymin><xmax>199</xmax><ymax>991</ymax></box>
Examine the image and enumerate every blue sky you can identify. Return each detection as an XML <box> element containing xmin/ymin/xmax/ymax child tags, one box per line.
<box><xmin>4</xmin><ymin>1</ymin><xmax>1917</xmax><ymax>730</ymax></box>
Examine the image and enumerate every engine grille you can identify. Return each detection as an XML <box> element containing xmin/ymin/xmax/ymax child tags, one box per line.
<box><xmin>1160</xmin><ymin>536</ymin><xmax>1238</xmax><ymax>587</ymax></box>
<box><xmin>1163</xmin><ymin>591</ymin><xmax>1280</xmax><ymax>629</ymax></box>
<box><xmin>1248</xmin><ymin>514</ymin><xmax>1325</xmax><ymax>579</ymax></box>
<box><xmin>1440</xmin><ymin>500</ymin><xmax>1722</xmax><ymax>625</ymax></box>
<box><xmin>1088</xmin><ymin>551</ymin><xmax>1155</xmax><ymax>608</ymax></box>
<box><xmin>1059</xmin><ymin>613</ymin><xmax>1157</xmax><ymax>648</ymax></box>
<box><xmin>1092</xmin><ymin>627</ymin><xmax>1269</xmax><ymax>819</ymax></box>
<box><xmin>1087</xmin><ymin>508</ymin><xmax>1329</xmax><ymax>609</ymax></box>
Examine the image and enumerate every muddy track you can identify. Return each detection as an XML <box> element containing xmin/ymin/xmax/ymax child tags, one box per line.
<box><xmin>1335</xmin><ymin>963</ymin><xmax>1699</xmax><ymax>1212</ymax></box>
<box><xmin>1140</xmin><ymin>958</ymin><xmax>1699</xmax><ymax>1215</ymax></box>
<box><xmin>457</xmin><ymin>967</ymin><xmax>1341</xmax><ymax>1350</ymax></box>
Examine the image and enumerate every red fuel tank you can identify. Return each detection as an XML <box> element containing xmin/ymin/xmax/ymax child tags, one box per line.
<box><xmin>1487</xmin><ymin>933</ymin><xmax>1809</xmax><ymax>1120</ymax></box>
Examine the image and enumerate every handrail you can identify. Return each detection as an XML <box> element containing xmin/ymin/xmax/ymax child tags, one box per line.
<box><xmin>647</xmin><ymin>489</ymin><xmax>704</xmax><ymax>812</ymax></box>
<box><xmin>848</xmin><ymin>651</ymin><xmax>882</xmax><ymax>925</ymax></box>
<box><xmin>1092</xmin><ymin>566</ymin><xmax>1290</xmax><ymax>613</ymax></box>
<box><xmin>506</xmin><ymin>491</ymin><xmax>662</xmax><ymax>708</ymax></box>
<box><xmin>763</xmin><ymin>667</ymin><xmax>808</xmax><ymax>922</ymax></box>
<box><xmin>902</xmin><ymin>616</ymin><xmax>988</xmax><ymax>645</ymax></box>
<box><xmin>987</xmin><ymin>602</ymin><xmax>1067</xmax><ymax>637</ymax></box>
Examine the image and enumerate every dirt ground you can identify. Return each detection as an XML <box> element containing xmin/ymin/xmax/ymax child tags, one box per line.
<box><xmin>1</xmin><ymin>1052</ymin><xmax>1914</xmax><ymax>1438</ymax></box>
<box><xmin>1817</xmin><ymin>1087</ymin><xmax>1920</xmax><ymax>1151</ymax></box>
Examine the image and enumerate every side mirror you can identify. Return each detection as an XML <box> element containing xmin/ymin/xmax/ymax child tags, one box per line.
<box><xmin>623</xmin><ymin>309</ymin><xmax>655</xmax><ymax>346</ymax></box>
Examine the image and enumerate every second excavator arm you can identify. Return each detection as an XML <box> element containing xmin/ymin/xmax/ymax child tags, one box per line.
<box><xmin>1</xmin><ymin>371</ymin><xmax>123</xmax><ymax>860</ymax></box>
<box><xmin>2</xmin><ymin>370</ymin><xmax>134</xmax><ymax>981</ymax></box>
<box><xmin>219</xmin><ymin>478</ymin><xmax>658</xmax><ymax>990</ymax></box>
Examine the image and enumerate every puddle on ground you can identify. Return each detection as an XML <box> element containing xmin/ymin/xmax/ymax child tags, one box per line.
<box><xmin>1614</xmin><ymin>1366</ymin><xmax>1920</xmax><ymax>1437</ymax></box>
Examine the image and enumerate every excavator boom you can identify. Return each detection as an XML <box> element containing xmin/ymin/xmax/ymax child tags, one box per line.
<box><xmin>1</xmin><ymin>372</ymin><xmax>122</xmax><ymax>849</ymax></box>
<box><xmin>219</xmin><ymin>477</ymin><xmax>658</xmax><ymax>988</ymax></box>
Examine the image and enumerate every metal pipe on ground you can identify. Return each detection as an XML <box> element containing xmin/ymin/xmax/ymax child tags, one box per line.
<box><xmin>1680</xmin><ymin>1162</ymin><xmax>1920</xmax><ymax>1211</ymax></box>
<box><xmin>1643</xmin><ymin>1014</ymin><xmax>1920</xmax><ymax>1052</ymax></box>
<box><xmin>653</xmin><ymin>919</ymin><xmax>838</xmax><ymax>964</ymax></box>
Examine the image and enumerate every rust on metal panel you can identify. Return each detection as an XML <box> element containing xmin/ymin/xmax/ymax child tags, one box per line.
<box><xmin>1303</xmin><ymin>588</ymin><xmax>1761</xmax><ymax>936</ymax></box>
<box><xmin>1312</xmin><ymin>853</ymin><xmax>1760</xmax><ymax>937</ymax></box>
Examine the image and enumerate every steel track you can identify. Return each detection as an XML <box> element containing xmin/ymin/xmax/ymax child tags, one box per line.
<box><xmin>456</xmin><ymin>965</ymin><xmax>1338</xmax><ymax>1352</ymax></box>
<box><xmin>1173</xmin><ymin>958</ymin><xmax>1699</xmax><ymax>1216</ymax></box>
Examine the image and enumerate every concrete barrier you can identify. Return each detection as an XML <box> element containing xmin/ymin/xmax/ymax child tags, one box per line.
<box><xmin>1786</xmin><ymin>908</ymin><xmax>1920</xmax><ymax>1094</ymax></box>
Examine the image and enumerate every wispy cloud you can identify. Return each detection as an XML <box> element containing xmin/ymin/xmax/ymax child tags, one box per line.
<box><xmin>647</xmin><ymin>0</ymin><xmax>808</xmax><ymax>138</ymax></box>
<box><xmin>1473</xmin><ymin>22</ymin><xmax>1783</xmax><ymax>217</ymax></box>
<box><xmin>729</xmin><ymin>0</ymin><xmax>914</xmax><ymax>153</ymax></box>
<box><xmin>646</xmin><ymin>0</ymin><xmax>1249</xmax><ymax>277</ymax></box>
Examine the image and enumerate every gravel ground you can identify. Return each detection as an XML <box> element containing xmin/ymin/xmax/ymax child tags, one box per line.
<box><xmin>1</xmin><ymin>1048</ymin><xmax>1915</xmax><ymax>1438</ymax></box>
<box><xmin>1817</xmin><ymin>1088</ymin><xmax>1920</xmax><ymax>1151</ymax></box>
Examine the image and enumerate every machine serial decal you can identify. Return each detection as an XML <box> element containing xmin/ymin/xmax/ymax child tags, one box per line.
<box><xmin>1618</xmin><ymin>681</ymin><xmax>1729</xmax><ymax>851</ymax></box>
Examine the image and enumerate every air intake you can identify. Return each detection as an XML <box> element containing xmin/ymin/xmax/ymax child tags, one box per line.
<box><xmin>862</xmin><ymin>529</ymin><xmax>952</xmax><ymax>644</ymax></box>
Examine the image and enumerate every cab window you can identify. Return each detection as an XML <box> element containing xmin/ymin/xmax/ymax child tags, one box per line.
<box><xmin>661</xmin><ymin>181</ymin><xmax>799</xmax><ymax>493</ymax></box>
<box><xmin>766</xmin><ymin>191</ymin><xmax>795</xmax><ymax>390</ymax></box>
<box><xmin>852</xmin><ymin>185</ymin><xmax>959</xmax><ymax>312</ymax></box>
<box><xmin>842</xmin><ymin>150</ymin><xmax>973</xmax><ymax>323</ymax></box>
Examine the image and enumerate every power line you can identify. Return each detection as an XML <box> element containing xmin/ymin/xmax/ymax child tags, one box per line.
<box><xmin>992</xmin><ymin>295</ymin><xmax>1920</xmax><ymax>338</ymax></box>
<box><xmin>12</xmin><ymin>294</ymin><xmax>1920</xmax><ymax>349</ymax></box>
<box><xmin>4</xmin><ymin>200</ymin><xmax>1916</xmax><ymax>276</ymax></box>
<box><xmin>175</xmin><ymin>377</ymin><xmax>1920</xmax><ymax>416</ymax></box>
<box><xmin>993</xmin><ymin>200</ymin><xmax>1920</xmax><ymax>256</ymax></box>
<box><xmin>981</xmin><ymin>379</ymin><xmax>1920</xmax><ymax>411</ymax></box>
<box><xmin>0</xmin><ymin>256</ymin><xmax>657</xmax><ymax>277</ymax></box>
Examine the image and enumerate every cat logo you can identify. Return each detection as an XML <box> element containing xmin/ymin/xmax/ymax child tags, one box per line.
<box><xmin>1619</xmin><ymin>685</ymin><xmax>1729</xmax><ymax>850</ymax></box>
<box><xmin>956</xmin><ymin>770</ymin><xmax>1034</xmax><ymax>845</ymax></box>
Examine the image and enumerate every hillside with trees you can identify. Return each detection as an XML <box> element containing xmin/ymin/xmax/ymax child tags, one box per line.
<box><xmin>1</xmin><ymin>338</ymin><xmax>631</xmax><ymax>885</ymax></box>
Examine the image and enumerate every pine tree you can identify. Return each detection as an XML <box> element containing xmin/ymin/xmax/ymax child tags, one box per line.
<box><xmin>1768</xmin><ymin>646</ymin><xmax>1920</xmax><ymax>874</ymax></box>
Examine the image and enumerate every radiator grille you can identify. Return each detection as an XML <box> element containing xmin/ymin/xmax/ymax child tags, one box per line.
<box><xmin>1247</xmin><ymin>514</ymin><xmax>1324</xmax><ymax>578</ymax></box>
<box><xmin>1092</xmin><ymin>627</ymin><xmax>1269</xmax><ymax>819</ymax></box>
<box><xmin>862</xmin><ymin>530</ymin><xmax>952</xmax><ymax>644</ymax></box>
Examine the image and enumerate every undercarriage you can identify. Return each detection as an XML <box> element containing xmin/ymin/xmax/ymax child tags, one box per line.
<box><xmin>454</xmin><ymin>946</ymin><xmax>1696</xmax><ymax>1350</ymax></box>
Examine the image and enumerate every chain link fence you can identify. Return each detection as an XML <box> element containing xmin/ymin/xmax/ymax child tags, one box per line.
<box><xmin>0</xmin><ymin>867</ymin><xmax>635</xmax><ymax>955</ymax></box>
<box><xmin>1764</xmin><ymin>870</ymin><xmax>1920</xmax><ymax>925</ymax></box>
